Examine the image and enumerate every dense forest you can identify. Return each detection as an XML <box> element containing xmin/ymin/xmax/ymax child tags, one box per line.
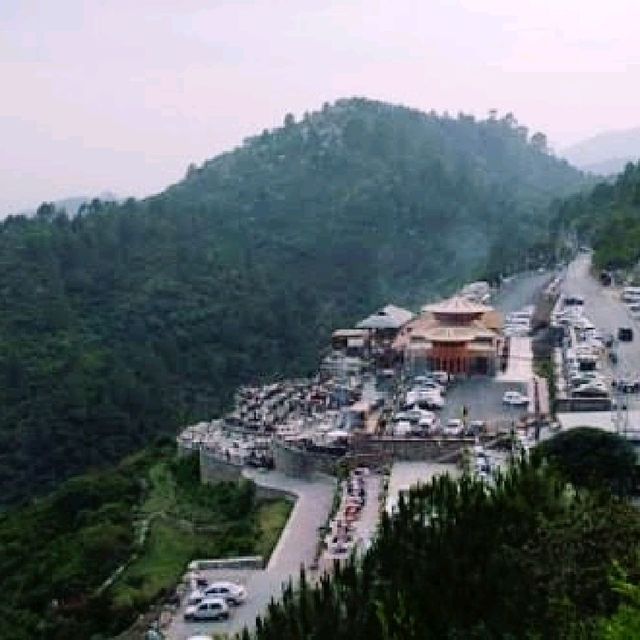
<box><xmin>552</xmin><ymin>161</ymin><xmax>640</xmax><ymax>269</ymax></box>
<box><xmin>248</xmin><ymin>443</ymin><xmax>640</xmax><ymax>640</ymax></box>
<box><xmin>0</xmin><ymin>98</ymin><xmax>586</xmax><ymax>505</ymax></box>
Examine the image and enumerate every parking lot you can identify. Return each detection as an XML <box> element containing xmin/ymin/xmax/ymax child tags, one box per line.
<box><xmin>165</xmin><ymin>470</ymin><xmax>335</xmax><ymax>639</ymax></box>
<box><xmin>440</xmin><ymin>378</ymin><xmax>529</xmax><ymax>430</ymax></box>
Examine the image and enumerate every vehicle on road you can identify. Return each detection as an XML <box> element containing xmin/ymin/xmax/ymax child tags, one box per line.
<box><xmin>466</xmin><ymin>419</ymin><xmax>486</xmax><ymax>435</ymax></box>
<box><xmin>618</xmin><ymin>327</ymin><xmax>634</xmax><ymax>342</ymax></box>
<box><xmin>184</xmin><ymin>598</ymin><xmax>230</xmax><ymax>622</ymax></box>
<box><xmin>444</xmin><ymin>418</ymin><xmax>464</xmax><ymax>436</ymax></box>
<box><xmin>613</xmin><ymin>378</ymin><xmax>640</xmax><ymax>393</ymax></box>
<box><xmin>564</xmin><ymin>294</ymin><xmax>585</xmax><ymax>307</ymax></box>
<box><xmin>609</xmin><ymin>350</ymin><xmax>619</xmax><ymax>364</ymax></box>
<box><xmin>622</xmin><ymin>286</ymin><xmax>640</xmax><ymax>302</ymax></box>
<box><xmin>202</xmin><ymin>582</ymin><xmax>247</xmax><ymax>605</ymax></box>
<box><xmin>393</xmin><ymin>420</ymin><xmax>412</xmax><ymax>436</ymax></box>
<box><xmin>572</xmin><ymin>382</ymin><xmax>609</xmax><ymax>398</ymax></box>
<box><xmin>502</xmin><ymin>391</ymin><xmax>529</xmax><ymax>406</ymax></box>
<box><xmin>187</xmin><ymin>635</ymin><xmax>214</xmax><ymax>640</ymax></box>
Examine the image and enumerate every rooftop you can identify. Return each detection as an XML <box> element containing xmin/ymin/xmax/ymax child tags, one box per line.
<box><xmin>422</xmin><ymin>295</ymin><xmax>492</xmax><ymax>315</ymax></box>
<box><xmin>357</xmin><ymin>304</ymin><xmax>414</xmax><ymax>330</ymax></box>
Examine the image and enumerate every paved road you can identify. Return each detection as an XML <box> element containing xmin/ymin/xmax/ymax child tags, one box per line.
<box><xmin>494</xmin><ymin>270</ymin><xmax>551</xmax><ymax>314</ymax></box>
<box><xmin>166</xmin><ymin>471</ymin><xmax>335</xmax><ymax>639</ymax></box>
<box><xmin>562</xmin><ymin>254</ymin><xmax>640</xmax><ymax>377</ymax></box>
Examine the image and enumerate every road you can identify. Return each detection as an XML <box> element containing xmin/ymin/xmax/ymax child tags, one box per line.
<box><xmin>493</xmin><ymin>270</ymin><xmax>551</xmax><ymax>314</ymax></box>
<box><xmin>166</xmin><ymin>470</ymin><xmax>335</xmax><ymax>639</ymax></box>
<box><xmin>562</xmin><ymin>253</ymin><xmax>640</xmax><ymax>380</ymax></box>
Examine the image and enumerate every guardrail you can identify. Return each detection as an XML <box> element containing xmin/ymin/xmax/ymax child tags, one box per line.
<box><xmin>188</xmin><ymin>556</ymin><xmax>265</xmax><ymax>571</ymax></box>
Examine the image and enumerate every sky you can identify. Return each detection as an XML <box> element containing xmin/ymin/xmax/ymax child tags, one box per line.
<box><xmin>1</xmin><ymin>0</ymin><xmax>640</xmax><ymax>215</ymax></box>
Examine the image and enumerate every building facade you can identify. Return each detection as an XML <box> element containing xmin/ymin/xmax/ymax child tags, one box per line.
<box><xmin>393</xmin><ymin>296</ymin><xmax>503</xmax><ymax>375</ymax></box>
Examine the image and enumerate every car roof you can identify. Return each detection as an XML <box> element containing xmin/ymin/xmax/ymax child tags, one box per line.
<box><xmin>199</xmin><ymin>596</ymin><xmax>227</xmax><ymax>604</ymax></box>
<box><xmin>207</xmin><ymin>581</ymin><xmax>239</xmax><ymax>589</ymax></box>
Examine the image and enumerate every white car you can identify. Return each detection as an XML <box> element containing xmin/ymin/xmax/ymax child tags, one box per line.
<box><xmin>420</xmin><ymin>392</ymin><xmax>445</xmax><ymax>409</ymax></box>
<box><xmin>443</xmin><ymin>418</ymin><xmax>464</xmax><ymax>436</ymax></box>
<box><xmin>202</xmin><ymin>581</ymin><xmax>247</xmax><ymax>605</ymax></box>
<box><xmin>502</xmin><ymin>391</ymin><xmax>529</xmax><ymax>406</ymax></box>
<box><xmin>393</xmin><ymin>420</ymin><xmax>413</xmax><ymax>436</ymax></box>
<box><xmin>184</xmin><ymin>597</ymin><xmax>229</xmax><ymax>621</ymax></box>
<box><xmin>418</xmin><ymin>412</ymin><xmax>437</xmax><ymax>429</ymax></box>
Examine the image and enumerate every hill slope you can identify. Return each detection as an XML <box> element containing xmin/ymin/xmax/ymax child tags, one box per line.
<box><xmin>552</xmin><ymin>161</ymin><xmax>640</xmax><ymax>269</ymax></box>
<box><xmin>0</xmin><ymin>98</ymin><xmax>585</xmax><ymax>505</ymax></box>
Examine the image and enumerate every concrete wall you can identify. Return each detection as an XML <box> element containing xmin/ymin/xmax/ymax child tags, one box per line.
<box><xmin>355</xmin><ymin>437</ymin><xmax>470</xmax><ymax>462</ymax></box>
<box><xmin>199</xmin><ymin>449</ymin><xmax>243</xmax><ymax>483</ymax></box>
<box><xmin>273</xmin><ymin>437</ymin><xmax>468</xmax><ymax>478</ymax></box>
<box><xmin>273</xmin><ymin>441</ymin><xmax>340</xmax><ymax>478</ymax></box>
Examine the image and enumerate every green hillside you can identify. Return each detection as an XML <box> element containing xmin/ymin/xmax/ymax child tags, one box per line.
<box><xmin>0</xmin><ymin>98</ymin><xmax>584</xmax><ymax>505</ymax></box>
<box><xmin>553</xmin><ymin>161</ymin><xmax>640</xmax><ymax>269</ymax></box>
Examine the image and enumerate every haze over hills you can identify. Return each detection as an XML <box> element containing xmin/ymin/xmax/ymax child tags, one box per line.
<box><xmin>0</xmin><ymin>98</ymin><xmax>586</xmax><ymax>507</ymax></box>
<box><xmin>15</xmin><ymin>190</ymin><xmax>120</xmax><ymax>217</ymax></box>
<box><xmin>561</xmin><ymin>127</ymin><xmax>640</xmax><ymax>175</ymax></box>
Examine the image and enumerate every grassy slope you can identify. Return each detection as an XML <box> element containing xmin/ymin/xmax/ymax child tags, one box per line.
<box><xmin>110</xmin><ymin>458</ymin><xmax>292</xmax><ymax>616</ymax></box>
<box><xmin>0</xmin><ymin>448</ymin><xmax>292</xmax><ymax>639</ymax></box>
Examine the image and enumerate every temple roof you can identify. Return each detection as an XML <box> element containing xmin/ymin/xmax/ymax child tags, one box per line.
<box><xmin>422</xmin><ymin>295</ymin><xmax>492</xmax><ymax>315</ymax></box>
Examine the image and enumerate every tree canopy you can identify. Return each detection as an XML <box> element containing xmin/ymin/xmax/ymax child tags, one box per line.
<box><xmin>551</xmin><ymin>161</ymin><xmax>640</xmax><ymax>269</ymax></box>
<box><xmin>249</xmin><ymin>459</ymin><xmax>640</xmax><ymax>640</ymax></box>
<box><xmin>535</xmin><ymin>427</ymin><xmax>638</xmax><ymax>496</ymax></box>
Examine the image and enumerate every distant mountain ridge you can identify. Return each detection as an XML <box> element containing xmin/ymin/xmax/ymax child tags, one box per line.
<box><xmin>17</xmin><ymin>191</ymin><xmax>120</xmax><ymax>217</ymax></box>
<box><xmin>561</xmin><ymin>127</ymin><xmax>640</xmax><ymax>175</ymax></box>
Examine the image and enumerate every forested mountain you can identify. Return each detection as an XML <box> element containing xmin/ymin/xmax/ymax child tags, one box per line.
<box><xmin>0</xmin><ymin>98</ymin><xmax>585</xmax><ymax>505</ymax></box>
<box><xmin>552</xmin><ymin>161</ymin><xmax>640</xmax><ymax>268</ymax></box>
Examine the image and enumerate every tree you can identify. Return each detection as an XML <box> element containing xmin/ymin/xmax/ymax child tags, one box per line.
<box><xmin>531</xmin><ymin>131</ymin><xmax>548</xmax><ymax>153</ymax></box>
<box><xmin>535</xmin><ymin>427</ymin><xmax>637</xmax><ymax>496</ymax></box>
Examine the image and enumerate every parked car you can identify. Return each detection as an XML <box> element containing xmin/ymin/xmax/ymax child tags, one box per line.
<box><xmin>466</xmin><ymin>419</ymin><xmax>486</xmax><ymax>435</ymax></box>
<box><xmin>613</xmin><ymin>378</ymin><xmax>639</xmax><ymax>393</ymax></box>
<box><xmin>502</xmin><ymin>391</ymin><xmax>529</xmax><ymax>406</ymax></box>
<box><xmin>430</xmin><ymin>371</ymin><xmax>450</xmax><ymax>385</ymax></box>
<box><xmin>184</xmin><ymin>598</ymin><xmax>230</xmax><ymax>622</ymax></box>
<box><xmin>618</xmin><ymin>327</ymin><xmax>634</xmax><ymax>342</ymax></box>
<box><xmin>444</xmin><ymin>418</ymin><xmax>464</xmax><ymax>436</ymax></box>
<box><xmin>393</xmin><ymin>420</ymin><xmax>413</xmax><ymax>436</ymax></box>
<box><xmin>202</xmin><ymin>582</ymin><xmax>247</xmax><ymax>605</ymax></box>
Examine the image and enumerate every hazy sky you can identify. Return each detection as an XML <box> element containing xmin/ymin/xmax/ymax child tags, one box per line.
<box><xmin>2</xmin><ymin>0</ymin><xmax>640</xmax><ymax>215</ymax></box>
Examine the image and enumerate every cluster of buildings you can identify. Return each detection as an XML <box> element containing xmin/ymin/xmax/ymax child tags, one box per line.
<box><xmin>178</xmin><ymin>283</ymin><xmax>510</xmax><ymax>480</ymax></box>
<box><xmin>332</xmin><ymin>292</ymin><xmax>503</xmax><ymax>377</ymax></box>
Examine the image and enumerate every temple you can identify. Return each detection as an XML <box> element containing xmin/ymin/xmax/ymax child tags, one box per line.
<box><xmin>392</xmin><ymin>296</ymin><xmax>503</xmax><ymax>375</ymax></box>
